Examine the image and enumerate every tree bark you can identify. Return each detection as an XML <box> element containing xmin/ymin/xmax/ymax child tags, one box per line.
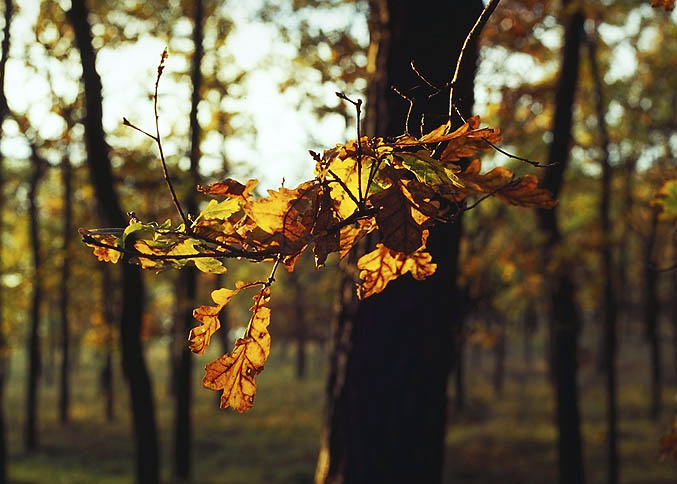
<box><xmin>26</xmin><ymin>147</ymin><xmax>45</xmax><ymax>451</ymax></box>
<box><xmin>0</xmin><ymin>0</ymin><xmax>13</xmax><ymax>477</ymax></box>
<box><xmin>315</xmin><ymin>1</ymin><xmax>481</xmax><ymax>482</ymax></box>
<box><xmin>67</xmin><ymin>1</ymin><xmax>159</xmax><ymax>481</ymax></box>
<box><xmin>59</xmin><ymin>156</ymin><xmax>73</xmax><ymax>424</ymax></box>
<box><xmin>100</xmin><ymin>264</ymin><xmax>116</xmax><ymax>422</ymax></box>
<box><xmin>587</xmin><ymin>32</ymin><xmax>619</xmax><ymax>484</ymax></box>
<box><xmin>173</xmin><ymin>0</ymin><xmax>203</xmax><ymax>479</ymax></box>
<box><xmin>644</xmin><ymin>208</ymin><xmax>661</xmax><ymax>420</ymax></box>
<box><xmin>536</xmin><ymin>5</ymin><xmax>586</xmax><ymax>484</ymax></box>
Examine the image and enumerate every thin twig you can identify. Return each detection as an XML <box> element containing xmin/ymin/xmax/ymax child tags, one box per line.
<box><xmin>327</xmin><ymin>169</ymin><xmax>362</xmax><ymax>209</ymax></box>
<box><xmin>391</xmin><ymin>86</ymin><xmax>414</xmax><ymax>135</ymax></box>
<box><xmin>451</xmin><ymin>105</ymin><xmax>555</xmax><ymax>168</ymax></box>
<box><xmin>448</xmin><ymin>0</ymin><xmax>501</xmax><ymax>128</ymax></box>
<box><xmin>123</xmin><ymin>49</ymin><xmax>190</xmax><ymax>228</ymax></box>
<box><xmin>244</xmin><ymin>255</ymin><xmax>281</xmax><ymax>339</ymax></box>
<box><xmin>336</xmin><ymin>92</ymin><xmax>364</xmax><ymax>205</ymax></box>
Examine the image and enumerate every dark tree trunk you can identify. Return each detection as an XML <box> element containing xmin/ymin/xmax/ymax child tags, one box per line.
<box><xmin>174</xmin><ymin>0</ymin><xmax>203</xmax><ymax>479</ymax></box>
<box><xmin>673</xmin><ymin>235</ymin><xmax>677</xmax><ymax>383</ymax></box>
<box><xmin>100</xmin><ymin>265</ymin><xmax>116</xmax><ymax>422</ymax></box>
<box><xmin>59</xmin><ymin>156</ymin><xmax>72</xmax><ymax>424</ymax></box>
<box><xmin>67</xmin><ymin>1</ymin><xmax>159</xmax><ymax>481</ymax></box>
<box><xmin>587</xmin><ymin>32</ymin><xmax>619</xmax><ymax>484</ymax></box>
<box><xmin>454</xmin><ymin>321</ymin><xmax>466</xmax><ymax>413</ymax></box>
<box><xmin>26</xmin><ymin>147</ymin><xmax>45</xmax><ymax>451</ymax></box>
<box><xmin>493</xmin><ymin>325</ymin><xmax>506</xmax><ymax>396</ymax></box>
<box><xmin>644</xmin><ymin>208</ymin><xmax>661</xmax><ymax>420</ymax></box>
<box><xmin>315</xmin><ymin>1</ymin><xmax>481</xmax><ymax>482</ymax></box>
<box><xmin>523</xmin><ymin>307</ymin><xmax>537</xmax><ymax>365</ymax></box>
<box><xmin>536</xmin><ymin>5</ymin><xmax>586</xmax><ymax>484</ymax></box>
<box><xmin>0</xmin><ymin>0</ymin><xmax>12</xmax><ymax>477</ymax></box>
<box><xmin>289</xmin><ymin>271</ymin><xmax>307</xmax><ymax>379</ymax></box>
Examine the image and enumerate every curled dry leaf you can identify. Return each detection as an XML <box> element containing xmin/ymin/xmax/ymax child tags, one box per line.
<box><xmin>189</xmin><ymin>281</ymin><xmax>248</xmax><ymax>354</ymax></box>
<box><xmin>357</xmin><ymin>242</ymin><xmax>437</xmax><ymax>299</ymax></box>
<box><xmin>202</xmin><ymin>294</ymin><xmax>271</xmax><ymax>412</ymax></box>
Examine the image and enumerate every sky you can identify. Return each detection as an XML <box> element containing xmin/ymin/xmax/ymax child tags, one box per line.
<box><xmin>2</xmin><ymin>0</ymin><xmax>675</xmax><ymax>196</ymax></box>
<box><xmin>2</xmin><ymin>0</ymin><xmax>366</xmax><ymax>193</ymax></box>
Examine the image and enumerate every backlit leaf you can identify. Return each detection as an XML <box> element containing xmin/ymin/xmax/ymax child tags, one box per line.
<box><xmin>189</xmin><ymin>282</ymin><xmax>248</xmax><ymax>354</ymax></box>
<box><xmin>357</xmin><ymin>243</ymin><xmax>437</xmax><ymax>298</ymax></box>
<box><xmin>202</xmin><ymin>296</ymin><xmax>271</xmax><ymax>412</ymax></box>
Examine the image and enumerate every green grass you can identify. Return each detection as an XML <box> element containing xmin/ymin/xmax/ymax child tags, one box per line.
<box><xmin>4</xmin><ymin>331</ymin><xmax>677</xmax><ymax>483</ymax></box>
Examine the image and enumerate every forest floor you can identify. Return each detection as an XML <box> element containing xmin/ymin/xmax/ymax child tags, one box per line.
<box><xmin>4</xmin><ymin>325</ymin><xmax>677</xmax><ymax>483</ymax></box>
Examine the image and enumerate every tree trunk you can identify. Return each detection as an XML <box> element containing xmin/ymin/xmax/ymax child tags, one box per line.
<box><xmin>59</xmin><ymin>156</ymin><xmax>72</xmax><ymax>424</ymax></box>
<box><xmin>67</xmin><ymin>1</ymin><xmax>159</xmax><ymax>481</ymax></box>
<box><xmin>174</xmin><ymin>0</ymin><xmax>203</xmax><ymax>479</ymax></box>
<box><xmin>289</xmin><ymin>271</ymin><xmax>308</xmax><ymax>380</ymax></box>
<box><xmin>0</xmin><ymin>0</ymin><xmax>12</xmax><ymax>477</ymax></box>
<box><xmin>315</xmin><ymin>1</ymin><xmax>481</xmax><ymax>482</ymax></box>
<box><xmin>644</xmin><ymin>208</ymin><xmax>661</xmax><ymax>420</ymax></box>
<box><xmin>100</xmin><ymin>265</ymin><xmax>116</xmax><ymax>422</ymax></box>
<box><xmin>536</xmin><ymin>4</ymin><xmax>586</xmax><ymax>484</ymax></box>
<box><xmin>493</xmin><ymin>325</ymin><xmax>506</xmax><ymax>396</ymax></box>
<box><xmin>26</xmin><ymin>147</ymin><xmax>45</xmax><ymax>451</ymax></box>
<box><xmin>587</xmin><ymin>31</ymin><xmax>619</xmax><ymax>484</ymax></box>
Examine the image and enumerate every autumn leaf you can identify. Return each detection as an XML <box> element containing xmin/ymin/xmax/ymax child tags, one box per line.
<box><xmin>202</xmin><ymin>290</ymin><xmax>272</xmax><ymax>412</ymax></box>
<box><xmin>318</xmin><ymin>141</ymin><xmax>374</xmax><ymax>218</ymax></box>
<box><xmin>244</xmin><ymin>181</ymin><xmax>318</xmax><ymax>250</ymax></box>
<box><xmin>339</xmin><ymin>218</ymin><xmax>377</xmax><ymax>258</ymax></box>
<box><xmin>357</xmin><ymin>242</ymin><xmax>437</xmax><ymax>298</ymax></box>
<box><xmin>189</xmin><ymin>281</ymin><xmax>248</xmax><ymax>354</ymax></box>
<box><xmin>312</xmin><ymin>188</ymin><xmax>341</xmax><ymax>267</ymax></box>
<box><xmin>495</xmin><ymin>175</ymin><xmax>557</xmax><ymax>208</ymax></box>
<box><xmin>198</xmin><ymin>178</ymin><xmax>258</xmax><ymax>202</ymax></box>
<box><xmin>393</xmin><ymin>116</ymin><xmax>501</xmax><ymax>163</ymax></box>
<box><xmin>80</xmin><ymin>230</ymin><xmax>122</xmax><ymax>263</ymax></box>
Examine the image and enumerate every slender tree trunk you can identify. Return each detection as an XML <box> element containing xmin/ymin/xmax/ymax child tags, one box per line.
<box><xmin>587</xmin><ymin>32</ymin><xmax>619</xmax><ymax>484</ymax></box>
<box><xmin>0</xmin><ymin>1</ymin><xmax>12</xmax><ymax>475</ymax></box>
<box><xmin>59</xmin><ymin>156</ymin><xmax>72</xmax><ymax>424</ymax></box>
<box><xmin>493</xmin><ymin>325</ymin><xmax>506</xmax><ymax>396</ymax></box>
<box><xmin>100</xmin><ymin>265</ymin><xmax>115</xmax><ymax>422</ymax></box>
<box><xmin>454</xmin><ymin>321</ymin><xmax>466</xmax><ymax>413</ymax></box>
<box><xmin>26</xmin><ymin>148</ymin><xmax>45</xmax><ymax>451</ymax></box>
<box><xmin>536</xmin><ymin>4</ymin><xmax>586</xmax><ymax>484</ymax></box>
<box><xmin>289</xmin><ymin>271</ymin><xmax>307</xmax><ymax>379</ymax></box>
<box><xmin>673</xmin><ymin>234</ymin><xmax>677</xmax><ymax>383</ymax></box>
<box><xmin>174</xmin><ymin>0</ymin><xmax>203</xmax><ymax>479</ymax></box>
<box><xmin>523</xmin><ymin>307</ymin><xmax>537</xmax><ymax>365</ymax></box>
<box><xmin>315</xmin><ymin>1</ymin><xmax>481</xmax><ymax>482</ymax></box>
<box><xmin>67</xmin><ymin>1</ymin><xmax>159</xmax><ymax>481</ymax></box>
<box><xmin>644</xmin><ymin>208</ymin><xmax>661</xmax><ymax>420</ymax></box>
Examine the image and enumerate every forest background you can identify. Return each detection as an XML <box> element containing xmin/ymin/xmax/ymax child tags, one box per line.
<box><xmin>0</xmin><ymin>0</ymin><xmax>676</xmax><ymax>483</ymax></box>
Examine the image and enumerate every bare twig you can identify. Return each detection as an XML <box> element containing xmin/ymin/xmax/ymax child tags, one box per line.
<box><xmin>336</xmin><ymin>92</ymin><xmax>364</xmax><ymax>205</ymax></box>
<box><xmin>123</xmin><ymin>48</ymin><xmax>190</xmax><ymax>228</ymax></box>
<box><xmin>391</xmin><ymin>86</ymin><xmax>414</xmax><ymax>135</ymax></box>
<box><xmin>451</xmin><ymin>105</ymin><xmax>556</xmax><ymax>168</ymax></box>
<box><xmin>448</xmin><ymin>0</ymin><xmax>501</xmax><ymax>128</ymax></box>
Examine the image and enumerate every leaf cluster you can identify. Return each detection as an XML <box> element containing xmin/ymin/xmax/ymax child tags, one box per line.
<box><xmin>80</xmin><ymin>113</ymin><xmax>555</xmax><ymax>411</ymax></box>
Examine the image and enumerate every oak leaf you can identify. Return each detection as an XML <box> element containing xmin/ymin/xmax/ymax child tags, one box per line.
<box><xmin>312</xmin><ymin>188</ymin><xmax>341</xmax><ymax>267</ymax></box>
<box><xmin>197</xmin><ymin>178</ymin><xmax>258</xmax><ymax>202</ymax></box>
<box><xmin>189</xmin><ymin>282</ymin><xmax>247</xmax><ymax>354</ymax></box>
<box><xmin>202</xmin><ymin>298</ymin><xmax>271</xmax><ymax>412</ymax></box>
<box><xmin>357</xmin><ymin>242</ymin><xmax>437</xmax><ymax>298</ymax></box>
<box><xmin>81</xmin><ymin>232</ymin><xmax>122</xmax><ymax>263</ymax></box>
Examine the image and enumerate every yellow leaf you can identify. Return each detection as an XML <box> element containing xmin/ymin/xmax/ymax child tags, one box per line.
<box><xmin>202</xmin><ymin>305</ymin><xmax>271</xmax><ymax>412</ymax></box>
<box><xmin>357</xmin><ymin>243</ymin><xmax>437</xmax><ymax>299</ymax></box>
<box><xmin>189</xmin><ymin>282</ymin><xmax>247</xmax><ymax>354</ymax></box>
<box><xmin>198</xmin><ymin>178</ymin><xmax>258</xmax><ymax>202</ymax></box>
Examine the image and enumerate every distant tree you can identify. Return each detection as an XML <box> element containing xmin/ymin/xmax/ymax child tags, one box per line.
<box><xmin>67</xmin><ymin>0</ymin><xmax>160</xmax><ymax>481</ymax></box>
